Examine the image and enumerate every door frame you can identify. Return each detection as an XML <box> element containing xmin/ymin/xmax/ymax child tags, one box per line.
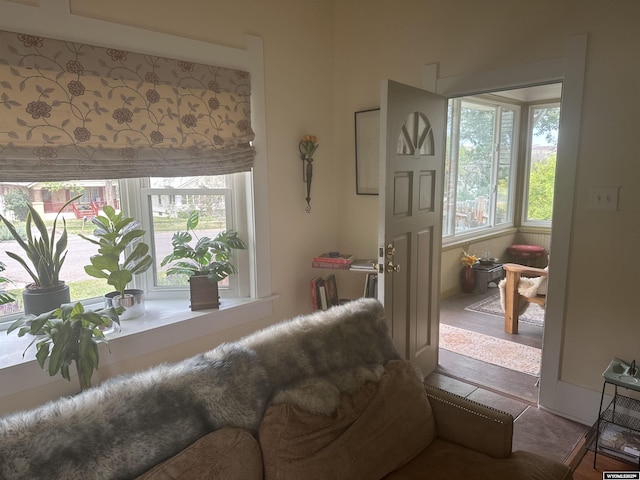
<box><xmin>423</xmin><ymin>34</ymin><xmax>587</xmax><ymax>420</ymax></box>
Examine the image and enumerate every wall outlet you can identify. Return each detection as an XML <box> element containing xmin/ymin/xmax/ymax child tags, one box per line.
<box><xmin>589</xmin><ymin>187</ymin><xmax>620</xmax><ymax>212</ymax></box>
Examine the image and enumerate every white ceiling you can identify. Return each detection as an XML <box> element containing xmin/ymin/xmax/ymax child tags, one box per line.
<box><xmin>490</xmin><ymin>83</ymin><xmax>562</xmax><ymax>103</ymax></box>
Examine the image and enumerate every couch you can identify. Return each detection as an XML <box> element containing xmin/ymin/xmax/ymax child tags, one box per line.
<box><xmin>0</xmin><ymin>298</ymin><xmax>572</xmax><ymax>480</ymax></box>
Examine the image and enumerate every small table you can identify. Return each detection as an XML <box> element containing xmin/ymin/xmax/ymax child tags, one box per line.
<box><xmin>472</xmin><ymin>263</ymin><xmax>504</xmax><ymax>293</ymax></box>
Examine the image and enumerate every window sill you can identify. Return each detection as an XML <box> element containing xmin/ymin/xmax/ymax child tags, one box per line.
<box><xmin>0</xmin><ymin>296</ymin><xmax>277</xmax><ymax>398</ymax></box>
<box><xmin>518</xmin><ymin>224</ymin><xmax>552</xmax><ymax>234</ymax></box>
<box><xmin>443</xmin><ymin>227</ymin><xmax>518</xmax><ymax>250</ymax></box>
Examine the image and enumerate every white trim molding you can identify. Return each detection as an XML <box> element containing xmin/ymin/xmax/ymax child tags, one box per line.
<box><xmin>424</xmin><ymin>33</ymin><xmax>588</xmax><ymax>422</ymax></box>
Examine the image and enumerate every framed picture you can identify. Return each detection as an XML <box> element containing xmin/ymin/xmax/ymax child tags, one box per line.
<box><xmin>354</xmin><ymin>108</ymin><xmax>380</xmax><ymax>195</ymax></box>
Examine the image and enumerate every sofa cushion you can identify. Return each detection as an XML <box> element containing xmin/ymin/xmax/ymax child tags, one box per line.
<box><xmin>259</xmin><ymin>359</ymin><xmax>436</xmax><ymax>480</ymax></box>
<box><xmin>382</xmin><ymin>438</ymin><xmax>572</xmax><ymax>480</ymax></box>
<box><xmin>136</xmin><ymin>428</ymin><xmax>262</xmax><ymax>480</ymax></box>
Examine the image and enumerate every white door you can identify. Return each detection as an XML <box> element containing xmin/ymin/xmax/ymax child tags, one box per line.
<box><xmin>378</xmin><ymin>80</ymin><xmax>446</xmax><ymax>374</ymax></box>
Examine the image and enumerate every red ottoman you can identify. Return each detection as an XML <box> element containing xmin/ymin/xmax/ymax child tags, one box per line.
<box><xmin>507</xmin><ymin>244</ymin><xmax>545</xmax><ymax>266</ymax></box>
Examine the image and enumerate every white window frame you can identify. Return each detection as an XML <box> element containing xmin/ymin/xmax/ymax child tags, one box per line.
<box><xmin>522</xmin><ymin>101</ymin><xmax>561</xmax><ymax>228</ymax></box>
<box><xmin>134</xmin><ymin>172</ymin><xmax>251</xmax><ymax>301</ymax></box>
<box><xmin>443</xmin><ymin>96</ymin><xmax>520</xmax><ymax>243</ymax></box>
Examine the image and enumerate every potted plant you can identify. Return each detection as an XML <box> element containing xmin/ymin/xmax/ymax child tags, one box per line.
<box><xmin>160</xmin><ymin>211</ymin><xmax>246</xmax><ymax>310</ymax></box>
<box><xmin>460</xmin><ymin>249</ymin><xmax>478</xmax><ymax>293</ymax></box>
<box><xmin>0</xmin><ymin>195</ymin><xmax>80</xmax><ymax>315</ymax></box>
<box><xmin>79</xmin><ymin>206</ymin><xmax>153</xmax><ymax>320</ymax></box>
<box><xmin>7</xmin><ymin>302</ymin><xmax>122</xmax><ymax>391</ymax></box>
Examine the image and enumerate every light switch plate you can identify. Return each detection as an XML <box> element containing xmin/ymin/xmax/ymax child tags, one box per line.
<box><xmin>589</xmin><ymin>187</ymin><xmax>620</xmax><ymax>211</ymax></box>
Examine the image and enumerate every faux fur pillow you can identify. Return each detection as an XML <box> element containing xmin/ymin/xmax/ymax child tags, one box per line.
<box><xmin>258</xmin><ymin>360</ymin><xmax>436</xmax><ymax>480</ymax></box>
<box><xmin>498</xmin><ymin>267</ymin><xmax>548</xmax><ymax>315</ymax></box>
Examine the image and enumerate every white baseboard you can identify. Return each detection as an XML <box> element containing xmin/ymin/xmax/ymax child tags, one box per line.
<box><xmin>539</xmin><ymin>380</ymin><xmax>608</xmax><ymax>427</ymax></box>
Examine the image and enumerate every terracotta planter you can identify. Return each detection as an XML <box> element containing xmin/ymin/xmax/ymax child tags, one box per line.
<box><xmin>460</xmin><ymin>266</ymin><xmax>475</xmax><ymax>294</ymax></box>
<box><xmin>189</xmin><ymin>275</ymin><xmax>220</xmax><ymax>311</ymax></box>
<box><xmin>22</xmin><ymin>282</ymin><xmax>70</xmax><ymax>315</ymax></box>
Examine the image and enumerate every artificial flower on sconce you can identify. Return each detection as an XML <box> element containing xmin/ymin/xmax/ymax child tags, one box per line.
<box><xmin>299</xmin><ymin>135</ymin><xmax>319</xmax><ymax>213</ymax></box>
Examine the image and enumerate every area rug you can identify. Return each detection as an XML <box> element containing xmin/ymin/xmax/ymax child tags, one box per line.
<box><xmin>464</xmin><ymin>292</ymin><xmax>545</xmax><ymax>327</ymax></box>
<box><xmin>440</xmin><ymin>323</ymin><xmax>541</xmax><ymax>376</ymax></box>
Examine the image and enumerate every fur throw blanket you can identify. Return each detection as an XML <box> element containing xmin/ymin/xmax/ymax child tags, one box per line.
<box><xmin>498</xmin><ymin>268</ymin><xmax>548</xmax><ymax>315</ymax></box>
<box><xmin>0</xmin><ymin>298</ymin><xmax>400</xmax><ymax>480</ymax></box>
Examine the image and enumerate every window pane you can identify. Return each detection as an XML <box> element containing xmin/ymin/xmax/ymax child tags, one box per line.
<box><xmin>526</xmin><ymin>105</ymin><xmax>559</xmax><ymax>222</ymax></box>
<box><xmin>0</xmin><ymin>180</ymin><xmax>121</xmax><ymax>317</ymax></box>
<box><xmin>455</xmin><ymin>101</ymin><xmax>494</xmax><ymax>234</ymax></box>
<box><xmin>496</xmin><ymin>109</ymin><xmax>516</xmax><ymax>225</ymax></box>
<box><xmin>148</xmin><ymin>177</ymin><xmax>231</xmax><ymax>288</ymax></box>
<box><xmin>443</xmin><ymin>100</ymin><xmax>455</xmax><ymax>237</ymax></box>
<box><xmin>149</xmin><ymin>176</ymin><xmax>229</xmax><ymax>189</ymax></box>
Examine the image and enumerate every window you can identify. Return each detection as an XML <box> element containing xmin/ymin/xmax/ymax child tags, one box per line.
<box><xmin>0</xmin><ymin>173</ymin><xmax>251</xmax><ymax>326</ymax></box>
<box><xmin>139</xmin><ymin>174</ymin><xmax>249</xmax><ymax>298</ymax></box>
<box><xmin>0</xmin><ymin>180</ymin><xmax>121</xmax><ymax>323</ymax></box>
<box><xmin>443</xmin><ymin>97</ymin><xmax>519</xmax><ymax>239</ymax></box>
<box><xmin>523</xmin><ymin>103</ymin><xmax>560</xmax><ymax>225</ymax></box>
<box><xmin>0</xmin><ymin>28</ymin><xmax>267</xmax><ymax>331</ymax></box>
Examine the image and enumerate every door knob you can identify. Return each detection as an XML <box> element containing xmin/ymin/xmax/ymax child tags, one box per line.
<box><xmin>386</xmin><ymin>262</ymin><xmax>400</xmax><ymax>273</ymax></box>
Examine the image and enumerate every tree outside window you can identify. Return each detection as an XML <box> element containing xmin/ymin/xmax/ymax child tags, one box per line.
<box><xmin>525</xmin><ymin>104</ymin><xmax>560</xmax><ymax>224</ymax></box>
<box><xmin>444</xmin><ymin>98</ymin><xmax>518</xmax><ymax>237</ymax></box>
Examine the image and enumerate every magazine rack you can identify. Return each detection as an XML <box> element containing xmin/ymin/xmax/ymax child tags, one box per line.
<box><xmin>592</xmin><ymin>359</ymin><xmax>640</xmax><ymax>468</ymax></box>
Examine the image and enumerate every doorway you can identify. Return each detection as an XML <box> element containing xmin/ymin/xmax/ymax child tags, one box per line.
<box><xmin>438</xmin><ymin>83</ymin><xmax>562</xmax><ymax>403</ymax></box>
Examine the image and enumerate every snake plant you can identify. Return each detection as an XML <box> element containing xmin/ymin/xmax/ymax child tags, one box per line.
<box><xmin>0</xmin><ymin>195</ymin><xmax>81</xmax><ymax>290</ymax></box>
<box><xmin>0</xmin><ymin>261</ymin><xmax>15</xmax><ymax>306</ymax></box>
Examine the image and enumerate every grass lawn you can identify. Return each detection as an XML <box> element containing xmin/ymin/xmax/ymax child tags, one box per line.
<box><xmin>3</xmin><ymin>279</ymin><xmax>115</xmax><ymax>312</ymax></box>
<box><xmin>64</xmin><ymin>216</ymin><xmax>224</xmax><ymax>235</ymax></box>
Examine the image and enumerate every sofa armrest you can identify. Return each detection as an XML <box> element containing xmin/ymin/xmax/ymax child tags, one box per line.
<box><xmin>424</xmin><ymin>383</ymin><xmax>513</xmax><ymax>459</ymax></box>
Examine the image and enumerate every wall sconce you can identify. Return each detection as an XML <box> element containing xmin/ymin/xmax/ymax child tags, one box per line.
<box><xmin>299</xmin><ymin>135</ymin><xmax>319</xmax><ymax>213</ymax></box>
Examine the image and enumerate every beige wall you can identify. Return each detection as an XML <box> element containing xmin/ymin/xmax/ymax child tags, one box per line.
<box><xmin>334</xmin><ymin>0</ymin><xmax>640</xmax><ymax>395</ymax></box>
<box><xmin>3</xmin><ymin>0</ymin><xmax>640</xmax><ymax>415</ymax></box>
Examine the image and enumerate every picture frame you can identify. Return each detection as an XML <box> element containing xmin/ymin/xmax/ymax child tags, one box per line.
<box><xmin>354</xmin><ymin>108</ymin><xmax>380</xmax><ymax>195</ymax></box>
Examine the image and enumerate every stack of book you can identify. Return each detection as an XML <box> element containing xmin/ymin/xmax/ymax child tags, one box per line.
<box><xmin>349</xmin><ymin>258</ymin><xmax>378</xmax><ymax>272</ymax></box>
<box><xmin>310</xmin><ymin>274</ymin><xmax>340</xmax><ymax>310</ymax></box>
<box><xmin>312</xmin><ymin>252</ymin><xmax>355</xmax><ymax>269</ymax></box>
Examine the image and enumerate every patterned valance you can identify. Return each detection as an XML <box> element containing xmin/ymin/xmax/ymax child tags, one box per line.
<box><xmin>0</xmin><ymin>30</ymin><xmax>255</xmax><ymax>181</ymax></box>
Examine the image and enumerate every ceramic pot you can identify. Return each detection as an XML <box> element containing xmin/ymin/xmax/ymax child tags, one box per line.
<box><xmin>460</xmin><ymin>266</ymin><xmax>475</xmax><ymax>293</ymax></box>
<box><xmin>22</xmin><ymin>282</ymin><xmax>71</xmax><ymax>315</ymax></box>
<box><xmin>189</xmin><ymin>275</ymin><xmax>220</xmax><ymax>311</ymax></box>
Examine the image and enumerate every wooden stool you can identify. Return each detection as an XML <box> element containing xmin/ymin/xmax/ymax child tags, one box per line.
<box><xmin>507</xmin><ymin>244</ymin><xmax>545</xmax><ymax>267</ymax></box>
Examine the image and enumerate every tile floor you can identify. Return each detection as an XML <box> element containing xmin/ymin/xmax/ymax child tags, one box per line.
<box><xmin>424</xmin><ymin>370</ymin><xmax>589</xmax><ymax>464</ymax></box>
<box><xmin>435</xmin><ymin>288</ymin><xmax>590</xmax><ymax>463</ymax></box>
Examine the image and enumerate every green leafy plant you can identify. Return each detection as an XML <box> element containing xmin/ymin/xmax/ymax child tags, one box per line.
<box><xmin>0</xmin><ymin>195</ymin><xmax>81</xmax><ymax>289</ymax></box>
<box><xmin>79</xmin><ymin>206</ymin><xmax>153</xmax><ymax>298</ymax></box>
<box><xmin>8</xmin><ymin>302</ymin><xmax>122</xmax><ymax>391</ymax></box>
<box><xmin>161</xmin><ymin>211</ymin><xmax>246</xmax><ymax>283</ymax></box>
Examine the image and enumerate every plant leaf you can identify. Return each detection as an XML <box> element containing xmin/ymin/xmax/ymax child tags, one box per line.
<box><xmin>186</xmin><ymin>210</ymin><xmax>199</xmax><ymax>230</ymax></box>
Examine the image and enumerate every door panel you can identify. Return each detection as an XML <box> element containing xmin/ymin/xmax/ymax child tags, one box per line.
<box><xmin>393</xmin><ymin>172</ymin><xmax>411</xmax><ymax>216</ymax></box>
<box><xmin>390</xmin><ymin>234</ymin><xmax>409</xmax><ymax>345</ymax></box>
<box><xmin>379</xmin><ymin>80</ymin><xmax>446</xmax><ymax>374</ymax></box>
<box><xmin>415</xmin><ymin>227</ymin><xmax>432</xmax><ymax>353</ymax></box>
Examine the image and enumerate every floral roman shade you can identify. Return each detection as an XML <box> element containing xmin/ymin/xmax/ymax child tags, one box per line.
<box><xmin>0</xmin><ymin>30</ymin><xmax>255</xmax><ymax>181</ymax></box>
